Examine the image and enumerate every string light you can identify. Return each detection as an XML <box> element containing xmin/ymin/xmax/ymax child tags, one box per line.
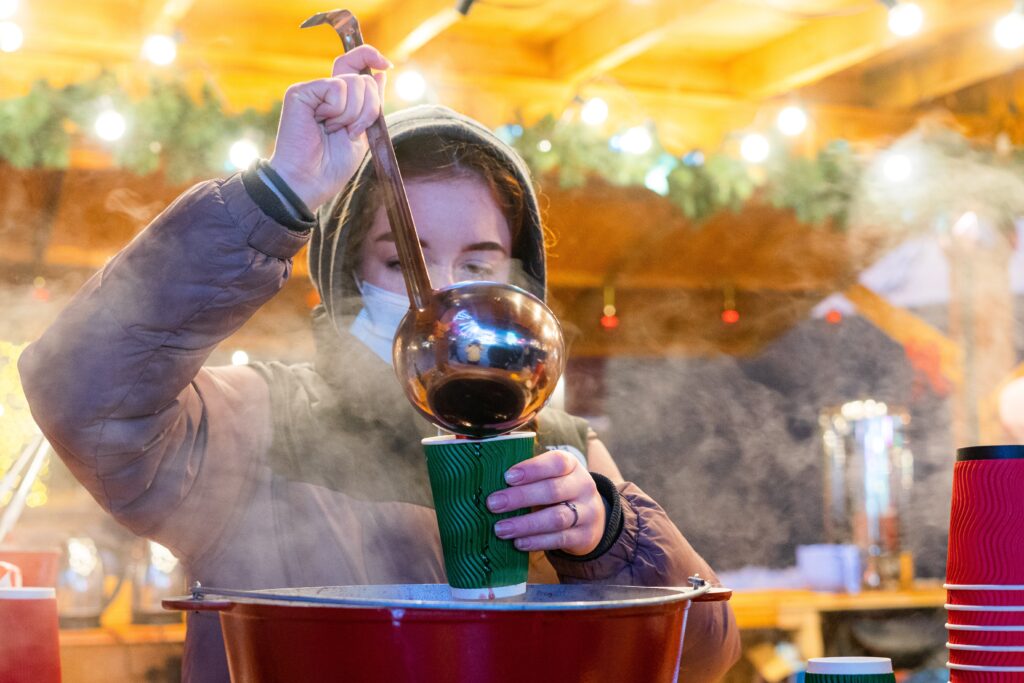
<box><xmin>721</xmin><ymin>284</ymin><xmax>739</xmax><ymax>325</ymax></box>
<box><xmin>0</xmin><ymin>20</ymin><xmax>22</xmax><ymax>52</ymax></box>
<box><xmin>600</xmin><ymin>285</ymin><xmax>619</xmax><ymax>330</ymax></box>
<box><xmin>394</xmin><ymin>70</ymin><xmax>427</xmax><ymax>102</ymax></box>
<box><xmin>95</xmin><ymin>109</ymin><xmax>127</xmax><ymax>141</ymax></box>
<box><xmin>777</xmin><ymin>105</ymin><xmax>808</xmax><ymax>137</ymax></box>
<box><xmin>142</xmin><ymin>34</ymin><xmax>177</xmax><ymax>65</ymax></box>
<box><xmin>886</xmin><ymin>1</ymin><xmax>923</xmax><ymax>37</ymax></box>
<box><xmin>740</xmin><ymin>133</ymin><xmax>770</xmax><ymax>163</ymax></box>
<box><xmin>228</xmin><ymin>139</ymin><xmax>260</xmax><ymax>170</ymax></box>
<box><xmin>231</xmin><ymin>350</ymin><xmax>250</xmax><ymax>366</ymax></box>
<box><xmin>615</xmin><ymin>126</ymin><xmax>653</xmax><ymax>155</ymax></box>
<box><xmin>580</xmin><ymin>97</ymin><xmax>609</xmax><ymax>126</ymax></box>
<box><xmin>995</xmin><ymin>4</ymin><xmax>1024</xmax><ymax>50</ymax></box>
<box><xmin>826</xmin><ymin>309</ymin><xmax>843</xmax><ymax>325</ymax></box>
<box><xmin>537</xmin><ymin>139</ymin><xmax>552</xmax><ymax>153</ymax></box>
<box><xmin>882</xmin><ymin>152</ymin><xmax>912</xmax><ymax>182</ymax></box>
<box><xmin>0</xmin><ymin>0</ymin><xmax>17</xmax><ymax>20</ymax></box>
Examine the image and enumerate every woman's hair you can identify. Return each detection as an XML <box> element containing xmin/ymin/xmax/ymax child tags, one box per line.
<box><xmin>345</xmin><ymin>135</ymin><xmax>529</xmax><ymax>274</ymax></box>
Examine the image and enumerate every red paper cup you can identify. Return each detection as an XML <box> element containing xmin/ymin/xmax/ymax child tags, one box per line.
<box><xmin>948</xmin><ymin>666</ymin><xmax>1024</xmax><ymax>682</ymax></box>
<box><xmin>947</xmin><ymin>446</ymin><xmax>1024</xmax><ymax>585</ymax></box>
<box><xmin>947</xmin><ymin>644</ymin><xmax>1024</xmax><ymax>668</ymax></box>
<box><xmin>948</xmin><ymin>624</ymin><xmax>1024</xmax><ymax>647</ymax></box>
<box><xmin>0</xmin><ymin>550</ymin><xmax>60</xmax><ymax>588</ymax></box>
<box><xmin>947</xmin><ymin>605</ymin><xmax>1024</xmax><ymax>627</ymax></box>
<box><xmin>948</xmin><ymin>588</ymin><xmax>1024</xmax><ymax>607</ymax></box>
<box><xmin>0</xmin><ymin>588</ymin><xmax>62</xmax><ymax>683</ymax></box>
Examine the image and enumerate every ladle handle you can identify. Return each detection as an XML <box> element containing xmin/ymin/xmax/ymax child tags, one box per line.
<box><xmin>336</xmin><ymin>16</ymin><xmax>432</xmax><ymax>311</ymax></box>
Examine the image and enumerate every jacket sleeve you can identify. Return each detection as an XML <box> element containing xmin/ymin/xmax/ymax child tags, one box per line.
<box><xmin>18</xmin><ymin>174</ymin><xmax>310</xmax><ymax>563</ymax></box>
<box><xmin>547</xmin><ymin>482</ymin><xmax>742</xmax><ymax>682</ymax></box>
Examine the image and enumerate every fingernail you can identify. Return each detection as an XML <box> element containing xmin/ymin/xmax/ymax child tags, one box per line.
<box><xmin>494</xmin><ymin>521</ymin><xmax>514</xmax><ymax>538</ymax></box>
<box><xmin>514</xmin><ymin>538</ymin><xmax>531</xmax><ymax>551</ymax></box>
<box><xmin>487</xmin><ymin>492</ymin><xmax>507</xmax><ymax>512</ymax></box>
<box><xmin>386</xmin><ymin>60</ymin><xmax>395</xmax><ymax>69</ymax></box>
<box><xmin>504</xmin><ymin>468</ymin><xmax>523</xmax><ymax>484</ymax></box>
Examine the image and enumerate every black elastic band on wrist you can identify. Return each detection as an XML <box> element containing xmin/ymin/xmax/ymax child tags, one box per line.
<box><xmin>549</xmin><ymin>472</ymin><xmax>624</xmax><ymax>563</ymax></box>
<box><xmin>240</xmin><ymin>165</ymin><xmax>314</xmax><ymax>233</ymax></box>
<box><xmin>258</xmin><ymin>161</ymin><xmax>316</xmax><ymax>222</ymax></box>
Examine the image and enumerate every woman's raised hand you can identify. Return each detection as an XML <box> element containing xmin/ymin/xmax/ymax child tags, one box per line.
<box><xmin>487</xmin><ymin>450</ymin><xmax>607</xmax><ymax>556</ymax></box>
<box><xmin>268</xmin><ymin>45</ymin><xmax>391</xmax><ymax>211</ymax></box>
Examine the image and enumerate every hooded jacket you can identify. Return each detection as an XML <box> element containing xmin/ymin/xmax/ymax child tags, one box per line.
<box><xmin>19</xmin><ymin>106</ymin><xmax>739</xmax><ymax>682</ymax></box>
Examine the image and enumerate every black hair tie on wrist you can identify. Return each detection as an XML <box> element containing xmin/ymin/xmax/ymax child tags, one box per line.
<box><xmin>258</xmin><ymin>160</ymin><xmax>317</xmax><ymax>223</ymax></box>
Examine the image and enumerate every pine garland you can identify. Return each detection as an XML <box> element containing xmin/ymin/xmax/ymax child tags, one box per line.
<box><xmin>3</xmin><ymin>74</ymin><xmax>1024</xmax><ymax>233</ymax></box>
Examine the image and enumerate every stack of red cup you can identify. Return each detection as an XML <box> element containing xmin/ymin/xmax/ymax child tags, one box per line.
<box><xmin>945</xmin><ymin>445</ymin><xmax>1024</xmax><ymax>682</ymax></box>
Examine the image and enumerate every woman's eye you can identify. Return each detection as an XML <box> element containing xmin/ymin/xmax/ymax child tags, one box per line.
<box><xmin>385</xmin><ymin>259</ymin><xmax>401</xmax><ymax>270</ymax></box>
<box><xmin>461</xmin><ymin>262</ymin><xmax>495</xmax><ymax>278</ymax></box>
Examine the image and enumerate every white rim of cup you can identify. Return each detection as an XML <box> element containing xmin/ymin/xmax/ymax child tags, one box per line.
<box><xmin>422</xmin><ymin>431</ymin><xmax>536</xmax><ymax>446</ymax></box>
<box><xmin>946</xmin><ymin>604</ymin><xmax>1024</xmax><ymax>612</ymax></box>
<box><xmin>946</xmin><ymin>584</ymin><xmax>1024</xmax><ymax>590</ymax></box>
<box><xmin>806</xmin><ymin>657</ymin><xmax>893</xmax><ymax>674</ymax></box>
<box><xmin>0</xmin><ymin>587</ymin><xmax>55</xmax><ymax>599</ymax></box>
<box><xmin>947</xmin><ymin>642</ymin><xmax>1024</xmax><ymax>652</ymax></box>
<box><xmin>947</xmin><ymin>623</ymin><xmax>1024</xmax><ymax>632</ymax></box>
<box><xmin>947</xmin><ymin>662</ymin><xmax>1024</xmax><ymax>672</ymax></box>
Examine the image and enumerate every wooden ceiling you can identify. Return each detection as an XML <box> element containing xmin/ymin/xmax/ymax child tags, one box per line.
<box><xmin>4</xmin><ymin>0</ymin><xmax>1024</xmax><ymax>153</ymax></box>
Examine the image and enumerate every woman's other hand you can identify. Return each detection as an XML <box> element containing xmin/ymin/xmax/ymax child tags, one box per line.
<box><xmin>487</xmin><ymin>450</ymin><xmax>606</xmax><ymax>556</ymax></box>
<box><xmin>268</xmin><ymin>45</ymin><xmax>391</xmax><ymax>211</ymax></box>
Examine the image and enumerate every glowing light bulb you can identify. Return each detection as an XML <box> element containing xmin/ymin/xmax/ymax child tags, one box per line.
<box><xmin>644</xmin><ymin>166</ymin><xmax>670</xmax><ymax>195</ymax></box>
<box><xmin>142</xmin><ymin>34</ymin><xmax>177</xmax><ymax>65</ymax></box>
<box><xmin>995</xmin><ymin>11</ymin><xmax>1024</xmax><ymax>50</ymax></box>
<box><xmin>395</xmin><ymin>70</ymin><xmax>427</xmax><ymax>102</ymax></box>
<box><xmin>888</xmin><ymin>2</ymin><xmax>923</xmax><ymax>37</ymax></box>
<box><xmin>95</xmin><ymin>110</ymin><xmax>127</xmax><ymax>141</ymax></box>
<box><xmin>537</xmin><ymin>139</ymin><xmax>552</xmax><ymax>153</ymax></box>
<box><xmin>580</xmin><ymin>97</ymin><xmax>609</xmax><ymax>126</ymax></box>
<box><xmin>777</xmin><ymin>105</ymin><xmax>808</xmax><ymax>137</ymax></box>
<box><xmin>231</xmin><ymin>350</ymin><xmax>250</xmax><ymax>366</ymax></box>
<box><xmin>740</xmin><ymin>133</ymin><xmax>770</xmax><ymax>163</ymax></box>
<box><xmin>618</xmin><ymin>126</ymin><xmax>653</xmax><ymax>155</ymax></box>
<box><xmin>228</xmin><ymin>139</ymin><xmax>260</xmax><ymax>170</ymax></box>
<box><xmin>882</xmin><ymin>153</ymin><xmax>912</xmax><ymax>182</ymax></box>
<box><xmin>0</xmin><ymin>20</ymin><xmax>22</xmax><ymax>52</ymax></box>
<box><xmin>0</xmin><ymin>0</ymin><xmax>17</xmax><ymax>21</ymax></box>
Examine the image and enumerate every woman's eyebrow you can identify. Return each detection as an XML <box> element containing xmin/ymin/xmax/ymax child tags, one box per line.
<box><xmin>463</xmin><ymin>241</ymin><xmax>507</xmax><ymax>253</ymax></box>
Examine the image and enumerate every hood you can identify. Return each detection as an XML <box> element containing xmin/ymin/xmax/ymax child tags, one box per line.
<box><xmin>310</xmin><ymin>104</ymin><xmax>546</xmax><ymax>330</ymax></box>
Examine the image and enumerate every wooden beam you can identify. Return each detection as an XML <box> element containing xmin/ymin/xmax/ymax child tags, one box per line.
<box><xmin>729</xmin><ymin>0</ymin><xmax>1011</xmax><ymax>101</ymax></box>
<box><xmin>866</xmin><ymin>22</ymin><xmax>1024</xmax><ymax>109</ymax></box>
<box><xmin>549</xmin><ymin>0</ymin><xmax>710</xmax><ymax>84</ymax></box>
<box><xmin>844</xmin><ymin>283</ymin><xmax>963</xmax><ymax>388</ymax></box>
<box><xmin>361</xmin><ymin>0</ymin><xmax>461</xmax><ymax>63</ymax></box>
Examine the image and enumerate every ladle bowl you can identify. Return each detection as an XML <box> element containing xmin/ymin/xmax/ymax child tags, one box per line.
<box><xmin>395</xmin><ymin>281</ymin><xmax>565</xmax><ymax>438</ymax></box>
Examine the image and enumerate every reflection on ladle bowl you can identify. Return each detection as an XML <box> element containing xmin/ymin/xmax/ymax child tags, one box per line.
<box><xmin>394</xmin><ymin>281</ymin><xmax>566</xmax><ymax>438</ymax></box>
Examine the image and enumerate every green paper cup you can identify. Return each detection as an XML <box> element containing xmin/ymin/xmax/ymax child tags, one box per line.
<box><xmin>805</xmin><ymin>657</ymin><xmax>896</xmax><ymax>682</ymax></box>
<box><xmin>422</xmin><ymin>432</ymin><xmax>535</xmax><ymax>600</ymax></box>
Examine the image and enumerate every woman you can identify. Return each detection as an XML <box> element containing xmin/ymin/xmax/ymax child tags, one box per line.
<box><xmin>19</xmin><ymin>46</ymin><xmax>740</xmax><ymax>681</ymax></box>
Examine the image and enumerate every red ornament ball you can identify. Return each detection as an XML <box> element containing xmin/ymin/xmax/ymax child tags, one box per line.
<box><xmin>825</xmin><ymin>309</ymin><xmax>842</xmax><ymax>325</ymax></box>
<box><xmin>600</xmin><ymin>314</ymin><xmax>620</xmax><ymax>329</ymax></box>
<box><xmin>721</xmin><ymin>309</ymin><xmax>740</xmax><ymax>325</ymax></box>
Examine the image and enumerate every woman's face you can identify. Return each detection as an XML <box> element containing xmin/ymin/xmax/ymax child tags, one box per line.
<box><xmin>357</xmin><ymin>177</ymin><xmax>513</xmax><ymax>293</ymax></box>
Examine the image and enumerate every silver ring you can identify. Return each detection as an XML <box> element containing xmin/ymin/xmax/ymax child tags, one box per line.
<box><xmin>562</xmin><ymin>501</ymin><xmax>579</xmax><ymax>528</ymax></box>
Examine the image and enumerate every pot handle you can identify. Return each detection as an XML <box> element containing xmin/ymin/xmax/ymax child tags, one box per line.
<box><xmin>691</xmin><ymin>586</ymin><xmax>732</xmax><ymax>603</ymax></box>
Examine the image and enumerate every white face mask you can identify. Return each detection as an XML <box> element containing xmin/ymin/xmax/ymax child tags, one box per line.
<box><xmin>349</xmin><ymin>279</ymin><xmax>410</xmax><ymax>365</ymax></box>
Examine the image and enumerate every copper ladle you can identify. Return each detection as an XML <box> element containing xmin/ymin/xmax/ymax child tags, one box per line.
<box><xmin>302</xmin><ymin>10</ymin><xmax>566</xmax><ymax>438</ymax></box>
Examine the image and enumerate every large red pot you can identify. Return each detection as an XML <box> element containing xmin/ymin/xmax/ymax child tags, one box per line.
<box><xmin>165</xmin><ymin>583</ymin><xmax>730</xmax><ymax>683</ymax></box>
